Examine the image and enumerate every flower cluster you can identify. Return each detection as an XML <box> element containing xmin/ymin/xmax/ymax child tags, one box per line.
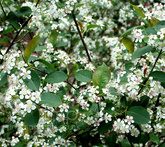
<box><xmin>0</xmin><ymin>0</ymin><xmax>165</xmax><ymax>146</ymax></box>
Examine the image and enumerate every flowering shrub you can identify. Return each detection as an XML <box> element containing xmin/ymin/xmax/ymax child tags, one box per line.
<box><xmin>0</xmin><ymin>0</ymin><xmax>165</xmax><ymax>146</ymax></box>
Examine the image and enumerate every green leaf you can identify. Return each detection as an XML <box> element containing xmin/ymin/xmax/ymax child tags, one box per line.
<box><xmin>140</xmin><ymin>95</ymin><xmax>149</xmax><ymax>107</ymax></box>
<box><xmin>145</xmin><ymin>27</ymin><xmax>157</xmax><ymax>35</ymax></box>
<box><xmin>75</xmin><ymin>70</ymin><xmax>92</xmax><ymax>82</ymax></box>
<box><xmin>24</xmin><ymin>34</ymin><xmax>40</xmax><ymax>63</ymax></box>
<box><xmin>160</xmin><ymin>143</ymin><xmax>165</xmax><ymax>147</ymax></box>
<box><xmin>14</xmin><ymin>142</ymin><xmax>25</xmax><ymax>147</ymax></box>
<box><xmin>105</xmin><ymin>103</ymin><xmax>116</xmax><ymax>115</ymax></box>
<box><xmin>35</xmin><ymin>46</ymin><xmax>46</xmax><ymax>52</ymax></box>
<box><xmin>0</xmin><ymin>45</ymin><xmax>5</xmax><ymax>49</ymax></box>
<box><xmin>105</xmin><ymin>132</ymin><xmax>116</xmax><ymax>147</ymax></box>
<box><xmin>122</xmin><ymin>37</ymin><xmax>134</xmax><ymax>54</ymax></box>
<box><xmin>7</xmin><ymin>11</ymin><xmax>20</xmax><ymax>28</ymax></box>
<box><xmin>130</xmin><ymin>3</ymin><xmax>145</xmax><ymax>18</ymax></box>
<box><xmin>161</xmin><ymin>82</ymin><xmax>165</xmax><ymax>89</ymax></box>
<box><xmin>36</xmin><ymin>59</ymin><xmax>56</xmax><ymax>72</ymax></box>
<box><xmin>50</xmin><ymin>30</ymin><xmax>58</xmax><ymax>46</ymax></box>
<box><xmin>132</xmin><ymin>46</ymin><xmax>154</xmax><ymax>59</ymax></box>
<box><xmin>2</xmin><ymin>26</ymin><xmax>15</xmax><ymax>35</ymax></box>
<box><xmin>155</xmin><ymin>21</ymin><xmax>165</xmax><ymax>31</ymax></box>
<box><xmin>0</xmin><ymin>72</ymin><xmax>7</xmax><ymax>87</ymax></box>
<box><xmin>87</xmin><ymin>24</ymin><xmax>100</xmax><ymax>30</ymax></box>
<box><xmin>149</xmin><ymin>71</ymin><xmax>165</xmax><ymax>82</ymax></box>
<box><xmin>55</xmin><ymin>41</ymin><xmax>68</xmax><ymax>47</ymax></box>
<box><xmin>139</xmin><ymin>133</ymin><xmax>150</xmax><ymax>144</ymax></box>
<box><xmin>7</xmin><ymin>11</ymin><xmax>20</xmax><ymax>23</ymax></box>
<box><xmin>72</xmin><ymin>64</ymin><xmax>79</xmax><ymax>72</ymax></box>
<box><xmin>150</xmin><ymin>17</ymin><xmax>160</xmax><ymax>27</ymax></box>
<box><xmin>23</xmin><ymin>109</ymin><xmax>39</xmax><ymax>126</ymax></box>
<box><xmin>150</xmin><ymin>134</ymin><xmax>160</xmax><ymax>145</ymax></box>
<box><xmin>121</xmin><ymin>139</ymin><xmax>131</xmax><ymax>147</ymax></box>
<box><xmin>120</xmin><ymin>26</ymin><xmax>143</xmax><ymax>38</ymax></box>
<box><xmin>17</xmin><ymin>6</ymin><xmax>32</xmax><ymax>16</ymax></box>
<box><xmin>40</xmin><ymin>92</ymin><xmax>62</xmax><ymax>107</ymax></box>
<box><xmin>45</xmin><ymin>71</ymin><xmax>67</xmax><ymax>83</ymax></box>
<box><xmin>90</xmin><ymin>103</ymin><xmax>99</xmax><ymax>114</ymax></box>
<box><xmin>23</xmin><ymin>70</ymin><xmax>40</xmax><ymax>91</ymax></box>
<box><xmin>93</xmin><ymin>63</ymin><xmax>110</xmax><ymax>91</ymax></box>
<box><xmin>127</xmin><ymin>106</ymin><xmax>150</xmax><ymax>124</ymax></box>
<box><xmin>98</xmin><ymin>121</ymin><xmax>113</xmax><ymax>133</ymax></box>
<box><xmin>75</xmin><ymin>121</ymin><xmax>87</xmax><ymax>130</ymax></box>
<box><xmin>0</xmin><ymin>36</ymin><xmax>9</xmax><ymax>43</ymax></box>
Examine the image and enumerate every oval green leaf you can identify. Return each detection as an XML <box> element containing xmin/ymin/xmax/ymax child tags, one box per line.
<box><xmin>155</xmin><ymin>21</ymin><xmax>165</xmax><ymax>31</ymax></box>
<box><xmin>93</xmin><ymin>63</ymin><xmax>111</xmax><ymax>92</ymax></box>
<box><xmin>122</xmin><ymin>37</ymin><xmax>134</xmax><ymax>54</ymax></box>
<box><xmin>75</xmin><ymin>70</ymin><xmax>92</xmax><ymax>82</ymax></box>
<box><xmin>127</xmin><ymin>106</ymin><xmax>150</xmax><ymax>124</ymax></box>
<box><xmin>132</xmin><ymin>46</ymin><xmax>154</xmax><ymax>60</ymax></box>
<box><xmin>23</xmin><ymin>109</ymin><xmax>39</xmax><ymax>126</ymax></box>
<box><xmin>24</xmin><ymin>34</ymin><xmax>40</xmax><ymax>63</ymax></box>
<box><xmin>35</xmin><ymin>46</ymin><xmax>46</xmax><ymax>52</ymax></box>
<box><xmin>0</xmin><ymin>72</ymin><xmax>7</xmax><ymax>87</ymax></box>
<box><xmin>50</xmin><ymin>30</ymin><xmax>58</xmax><ymax>46</ymax></box>
<box><xmin>105</xmin><ymin>132</ymin><xmax>117</xmax><ymax>147</ymax></box>
<box><xmin>17</xmin><ymin>6</ymin><xmax>32</xmax><ymax>16</ymax></box>
<box><xmin>40</xmin><ymin>92</ymin><xmax>62</xmax><ymax>107</ymax></box>
<box><xmin>120</xmin><ymin>26</ymin><xmax>143</xmax><ymax>39</ymax></box>
<box><xmin>55</xmin><ymin>41</ymin><xmax>68</xmax><ymax>47</ymax></box>
<box><xmin>150</xmin><ymin>134</ymin><xmax>160</xmax><ymax>145</ymax></box>
<box><xmin>87</xmin><ymin>24</ymin><xmax>100</xmax><ymax>31</ymax></box>
<box><xmin>149</xmin><ymin>71</ymin><xmax>165</xmax><ymax>82</ymax></box>
<box><xmin>45</xmin><ymin>71</ymin><xmax>67</xmax><ymax>83</ymax></box>
<box><xmin>130</xmin><ymin>3</ymin><xmax>145</xmax><ymax>18</ymax></box>
<box><xmin>36</xmin><ymin>59</ymin><xmax>56</xmax><ymax>72</ymax></box>
<box><xmin>145</xmin><ymin>27</ymin><xmax>157</xmax><ymax>35</ymax></box>
<box><xmin>23</xmin><ymin>70</ymin><xmax>41</xmax><ymax>91</ymax></box>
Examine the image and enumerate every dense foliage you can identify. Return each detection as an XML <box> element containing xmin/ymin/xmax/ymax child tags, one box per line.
<box><xmin>0</xmin><ymin>0</ymin><xmax>165</xmax><ymax>146</ymax></box>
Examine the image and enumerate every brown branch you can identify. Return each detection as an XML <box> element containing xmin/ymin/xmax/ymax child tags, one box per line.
<box><xmin>35</xmin><ymin>0</ymin><xmax>40</xmax><ymax>7</ymax></box>
<box><xmin>4</xmin><ymin>15</ymin><xmax>33</xmax><ymax>55</ymax></box>
<box><xmin>138</xmin><ymin>49</ymin><xmax>162</xmax><ymax>95</ymax></box>
<box><xmin>0</xmin><ymin>1</ymin><xmax>7</xmax><ymax>17</ymax></box>
<box><xmin>0</xmin><ymin>1</ymin><xmax>18</xmax><ymax>32</ymax></box>
<box><xmin>1</xmin><ymin>0</ymin><xmax>40</xmax><ymax>63</ymax></box>
<box><xmin>72</xmin><ymin>12</ymin><xmax>92</xmax><ymax>63</ymax></box>
<box><xmin>33</xmin><ymin>101</ymin><xmax>57</xmax><ymax>116</ymax></box>
<box><xmin>128</xmin><ymin>49</ymin><xmax>162</xmax><ymax>107</ymax></box>
<box><xmin>65</xmin><ymin>81</ymin><xmax>76</xmax><ymax>90</ymax></box>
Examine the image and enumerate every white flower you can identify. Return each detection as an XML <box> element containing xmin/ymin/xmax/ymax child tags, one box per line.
<box><xmin>56</xmin><ymin>113</ymin><xmax>65</xmax><ymax>122</ymax></box>
<box><xmin>85</xmin><ymin>116</ymin><xmax>94</xmax><ymax>125</ymax></box>
<box><xmin>154</xmin><ymin>123</ymin><xmax>162</xmax><ymax>133</ymax></box>
<box><xmin>104</xmin><ymin>113</ymin><xmax>112</xmax><ymax>123</ymax></box>
<box><xmin>11</xmin><ymin>136</ymin><xmax>19</xmax><ymax>146</ymax></box>
<box><xmin>24</xmin><ymin>100</ymin><xmax>36</xmax><ymax>113</ymax></box>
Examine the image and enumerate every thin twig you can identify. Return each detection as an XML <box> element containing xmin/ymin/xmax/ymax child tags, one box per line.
<box><xmin>31</xmin><ymin>66</ymin><xmax>48</xmax><ymax>74</ymax></box>
<box><xmin>128</xmin><ymin>49</ymin><xmax>162</xmax><ymax>107</ymax></box>
<box><xmin>2</xmin><ymin>0</ymin><xmax>40</xmax><ymax>61</ymax></box>
<box><xmin>65</xmin><ymin>81</ymin><xmax>76</xmax><ymax>90</ymax></box>
<box><xmin>0</xmin><ymin>1</ymin><xmax>7</xmax><ymax>17</ymax></box>
<box><xmin>138</xmin><ymin>49</ymin><xmax>162</xmax><ymax>95</ymax></box>
<box><xmin>35</xmin><ymin>0</ymin><xmax>40</xmax><ymax>7</ymax></box>
<box><xmin>0</xmin><ymin>1</ymin><xmax>18</xmax><ymax>32</ymax></box>
<box><xmin>150</xmin><ymin>49</ymin><xmax>162</xmax><ymax>73</ymax></box>
<box><xmin>4</xmin><ymin>15</ymin><xmax>33</xmax><ymax>55</ymax></box>
<box><xmin>72</xmin><ymin>12</ymin><xmax>92</xmax><ymax>62</ymax></box>
<box><xmin>33</xmin><ymin>101</ymin><xmax>57</xmax><ymax>116</ymax></box>
<box><xmin>153</xmin><ymin>93</ymin><xmax>161</xmax><ymax>112</ymax></box>
<box><xmin>97</xmin><ymin>102</ymin><xmax>100</xmax><ymax>112</ymax></box>
<box><xmin>14</xmin><ymin>32</ymin><xmax>29</xmax><ymax>43</ymax></box>
<box><xmin>125</xmin><ymin>133</ymin><xmax>134</xmax><ymax>147</ymax></box>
